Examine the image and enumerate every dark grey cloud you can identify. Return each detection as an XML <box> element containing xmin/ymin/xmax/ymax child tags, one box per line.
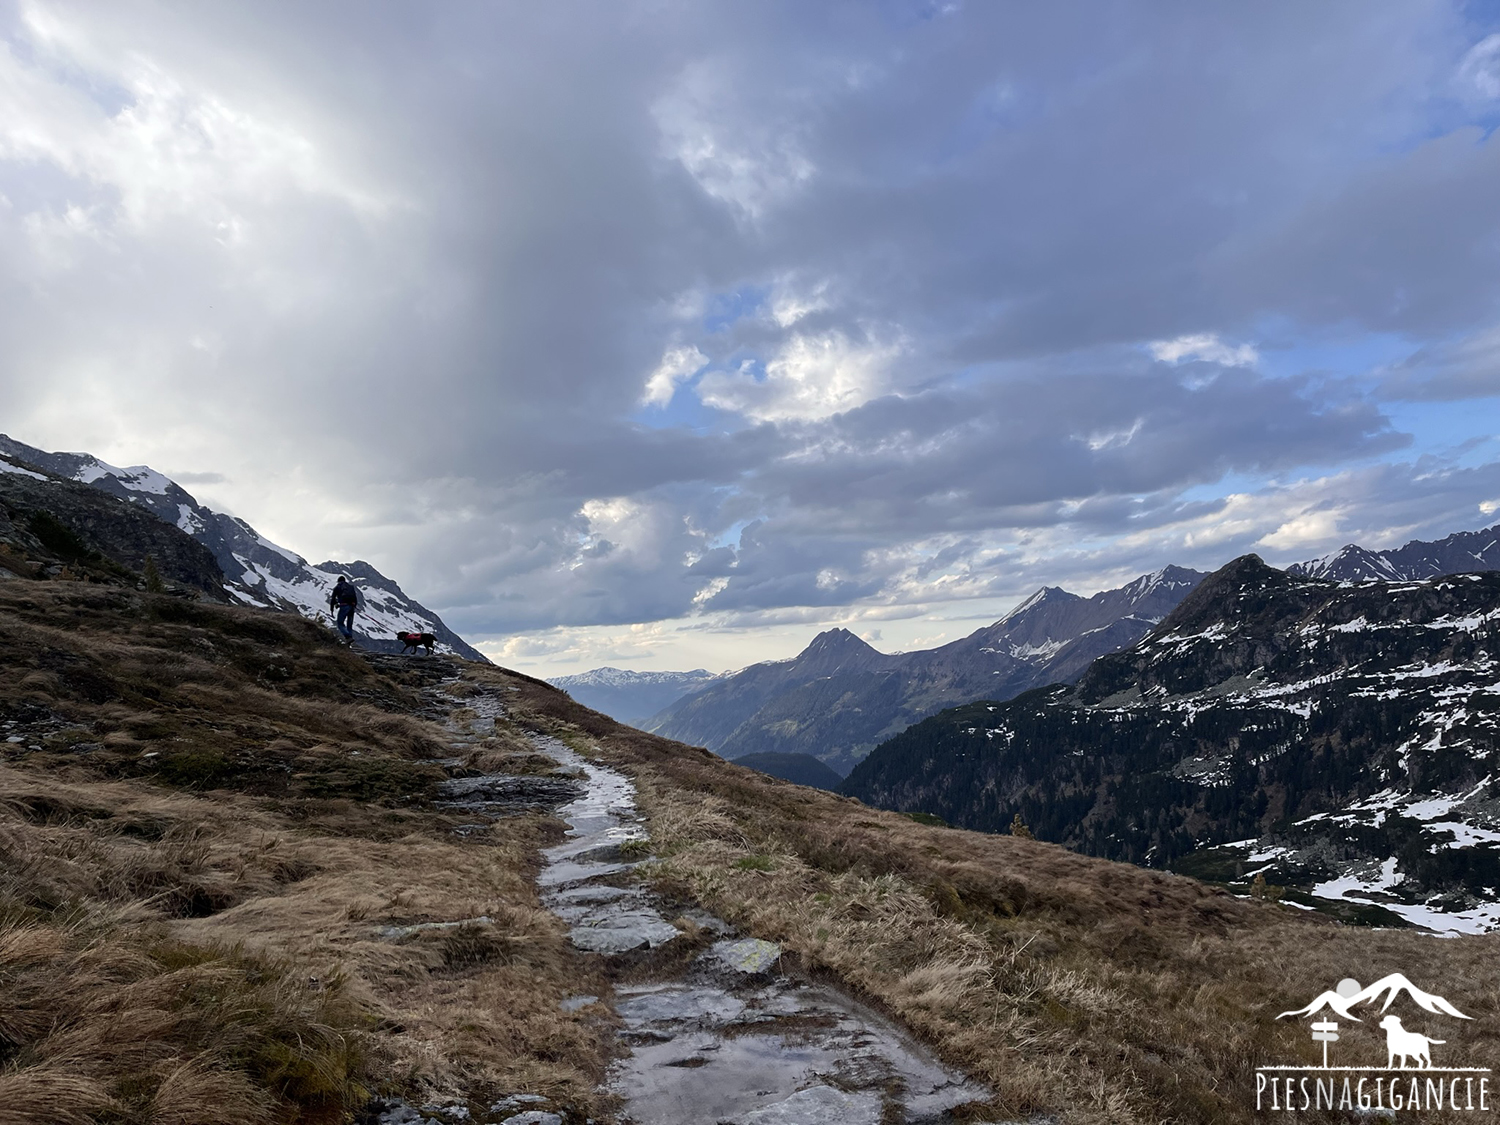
<box><xmin>2</xmin><ymin>0</ymin><xmax>1499</xmax><ymax>666</ymax></box>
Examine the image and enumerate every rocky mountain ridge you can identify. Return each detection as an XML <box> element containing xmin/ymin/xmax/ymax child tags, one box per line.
<box><xmin>642</xmin><ymin>565</ymin><xmax>1205</xmax><ymax>775</ymax></box>
<box><xmin>1289</xmin><ymin>522</ymin><xmax>1500</xmax><ymax>582</ymax></box>
<box><xmin>0</xmin><ymin>435</ymin><xmax>483</xmax><ymax>659</ymax></box>
<box><xmin>842</xmin><ymin>555</ymin><xmax>1500</xmax><ymax>933</ymax></box>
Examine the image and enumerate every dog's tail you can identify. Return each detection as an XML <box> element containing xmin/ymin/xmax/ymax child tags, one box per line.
<box><xmin>1428</xmin><ymin>1038</ymin><xmax>1446</xmax><ymax>1045</ymax></box>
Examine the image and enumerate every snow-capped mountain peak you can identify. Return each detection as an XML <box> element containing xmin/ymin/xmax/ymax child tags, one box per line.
<box><xmin>553</xmin><ymin>666</ymin><xmax>720</xmax><ymax>689</ymax></box>
<box><xmin>549</xmin><ymin>666</ymin><xmax>723</xmax><ymax>726</ymax></box>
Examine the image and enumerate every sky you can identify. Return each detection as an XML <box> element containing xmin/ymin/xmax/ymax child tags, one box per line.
<box><xmin>3</xmin><ymin>1</ymin><xmax>1500</xmax><ymax>677</ymax></box>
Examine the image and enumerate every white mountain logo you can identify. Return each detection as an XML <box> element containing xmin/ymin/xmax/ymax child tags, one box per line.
<box><xmin>1277</xmin><ymin>972</ymin><xmax>1472</xmax><ymax>1025</ymax></box>
<box><xmin>1256</xmin><ymin>972</ymin><xmax>1490</xmax><ymax>1113</ymax></box>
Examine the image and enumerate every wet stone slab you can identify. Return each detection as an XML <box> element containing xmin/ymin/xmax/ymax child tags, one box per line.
<box><xmin>741</xmin><ymin>1085</ymin><xmax>883</xmax><ymax>1125</ymax></box>
<box><xmin>435</xmin><ymin>773</ymin><xmax>586</xmax><ymax>814</ymax></box>
<box><xmin>608</xmin><ymin>976</ymin><xmax>986</xmax><ymax>1124</ymax></box>
<box><xmin>568</xmin><ymin>911</ymin><xmax>681</xmax><ymax>954</ymax></box>
<box><xmin>706</xmin><ymin>937</ymin><xmax>782</xmax><ymax>975</ymax></box>
<box><xmin>615</xmin><ymin>984</ymin><xmax>749</xmax><ymax>1029</ymax></box>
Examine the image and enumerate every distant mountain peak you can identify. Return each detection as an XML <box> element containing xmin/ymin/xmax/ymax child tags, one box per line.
<box><xmin>999</xmin><ymin>585</ymin><xmax>1078</xmax><ymax>624</ymax></box>
<box><xmin>1139</xmin><ymin>554</ymin><xmax>1294</xmax><ymax>639</ymax></box>
<box><xmin>553</xmin><ymin>667</ymin><xmax>717</xmax><ymax>689</ymax></box>
<box><xmin>800</xmin><ymin>627</ymin><xmax>876</xmax><ymax>655</ymax></box>
<box><xmin>646</xmin><ymin>566</ymin><xmax>1206</xmax><ymax>774</ymax></box>
<box><xmin>1292</xmin><ymin>543</ymin><xmax>1403</xmax><ymax>582</ymax></box>
<box><xmin>793</xmin><ymin>628</ymin><xmax>891</xmax><ymax>676</ymax></box>
<box><xmin>548</xmin><ymin>666</ymin><xmax>721</xmax><ymax>727</ymax></box>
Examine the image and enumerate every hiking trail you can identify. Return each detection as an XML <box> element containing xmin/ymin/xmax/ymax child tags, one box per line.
<box><xmin>381</xmin><ymin>670</ymin><xmax>997</xmax><ymax>1125</ymax></box>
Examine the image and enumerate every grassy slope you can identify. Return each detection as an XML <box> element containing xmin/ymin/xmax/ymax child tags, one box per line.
<box><xmin>5</xmin><ymin>573</ymin><xmax>1500</xmax><ymax>1124</ymax></box>
<box><xmin>497</xmin><ymin>670</ymin><xmax>1500</xmax><ymax>1125</ymax></box>
<box><xmin>0</xmin><ymin>579</ymin><xmax>614</xmax><ymax>1124</ymax></box>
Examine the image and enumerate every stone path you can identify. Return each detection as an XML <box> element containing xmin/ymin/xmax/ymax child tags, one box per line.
<box><xmin>510</xmin><ymin>695</ymin><xmax>991</xmax><ymax>1124</ymax></box>
<box><xmin>385</xmin><ymin>673</ymin><xmax>993</xmax><ymax>1125</ymax></box>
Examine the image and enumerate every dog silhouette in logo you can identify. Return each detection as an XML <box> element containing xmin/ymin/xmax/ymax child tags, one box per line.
<box><xmin>1379</xmin><ymin>1015</ymin><xmax>1444</xmax><ymax>1069</ymax></box>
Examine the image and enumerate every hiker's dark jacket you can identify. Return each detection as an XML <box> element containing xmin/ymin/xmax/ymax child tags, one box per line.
<box><xmin>331</xmin><ymin>579</ymin><xmax>359</xmax><ymax>608</ymax></box>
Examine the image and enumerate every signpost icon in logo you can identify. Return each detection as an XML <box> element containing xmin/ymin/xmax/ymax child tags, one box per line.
<box><xmin>1310</xmin><ymin>1019</ymin><xmax>1339</xmax><ymax>1068</ymax></box>
<box><xmin>1305</xmin><ymin>978</ymin><xmax>1360</xmax><ymax>1068</ymax></box>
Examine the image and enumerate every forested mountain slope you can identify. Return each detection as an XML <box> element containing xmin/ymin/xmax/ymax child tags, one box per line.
<box><xmin>844</xmin><ymin>555</ymin><xmax>1500</xmax><ymax>932</ymax></box>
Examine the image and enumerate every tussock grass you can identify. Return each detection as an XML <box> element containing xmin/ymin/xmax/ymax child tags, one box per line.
<box><xmin>0</xmin><ymin>909</ymin><xmax>361</xmax><ymax>1125</ymax></box>
<box><xmin>495</xmin><ymin>667</ymin><xmax>1500</xmax><ymax>1125</ymax></box>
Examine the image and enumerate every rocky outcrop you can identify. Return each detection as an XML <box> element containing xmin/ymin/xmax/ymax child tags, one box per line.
<box><xmin>0</xmin><ymin>455</ymin><xmax>226</xmax><ymax>597</ymax></box>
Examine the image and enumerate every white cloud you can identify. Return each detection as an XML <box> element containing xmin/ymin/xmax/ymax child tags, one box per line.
<box><xmin>1256</xmin><ymin>509</ymin><xmax>1345</xmax><ymax>550</ymax></box>
<box><xmin>652</xmin><ymin>60</ymin><xmax>816</xmax><ymax>220</ymax></box>
<box><xmin>1083</xmin><ymin>418</ymin><xmax>1143</xmax><ymax>452</ymax></box>
<box><xmin>641</xmin><ymin>344</ymin><xmax>708</xmax><ymax>407</ymax></box>
<box><xmin>692</xmin><ymin>575</ymin><xmax>729</xmax><ymax>606</ymax></box>
<box><xmin>697</xmin><ymin>328</ymin><xmax>907</xmax><ymax>422</ymax></box>
<box><xmin>574</xmin><ymin>496</ymin><xmax>690</xmax><ymax>571</ymax></box>
<box><xmin>768</xmin><ymin>278</ymin><xmax>830</xmax><ymax>328</ymax></box>
<box><xmin>1458</xmin><ymin>33</ymin><xmax>1500</xmax><ymax>100</ymax></box>
<box><xmin>1148</xmin><ymin>332</ymin><xmax>1259</xmax><ymax>367</ymax></box>
<box><xmin>0</xmin><ymin>28</ymin><xmax>393</xmax><ymax>237</ymax></box>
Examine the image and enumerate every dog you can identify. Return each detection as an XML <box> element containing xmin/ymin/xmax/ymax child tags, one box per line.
<box><xmin>1379</xmin><ymin>1015</ymin><xmax>1445</xmax><ymax>1069</ymax></box>
<box><xmin>396</xmin><ymin>631</ymin><xmax>437</xmax><ymax>655</ymax></box>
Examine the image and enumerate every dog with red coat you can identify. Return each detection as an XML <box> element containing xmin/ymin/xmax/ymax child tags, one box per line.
<box><xmin>397</xmin><ymin>631</ymin><xmax>437</xmax><ymax>655</ymax></box>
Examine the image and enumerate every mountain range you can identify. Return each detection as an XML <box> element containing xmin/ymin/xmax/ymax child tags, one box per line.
<box><xmin>548</xmin><ymin>667</ymin><xmax>720</xmax><ymax>727</ymax></box>
<box><xmin>622</xmin><ymin>523</ymin><xmax>1500</xmax><ymax>780</ymax></box>
<box><xmin>842</xmin><ymin>553</ymin><xmax>1500</xmax><ymax>933</ymax></box>
<box><xmin>1288</xmin><ymin>527</ymin><xmax>1500</xmax><ymax>582</ymax></box>
<box><xmin>0</xmin><ymin>435</ymin><xmax>482</xmax><ymax>659</ymax></box>
<box><xmin>642</xmin><ymin>566</ymin><xmax>1205</xmax><ymax>775</ymax></box>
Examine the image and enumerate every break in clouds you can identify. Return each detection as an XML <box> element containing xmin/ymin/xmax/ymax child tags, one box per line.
<box><xmin>2</xmin><ymin>2</ymin><xmax>1500</xmax><ymax>668</ymax></box>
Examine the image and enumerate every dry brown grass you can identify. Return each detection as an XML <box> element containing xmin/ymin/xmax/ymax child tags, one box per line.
<box><xmin>0</xmin><ymin>579</ymin><xmax>618</xmax><ymax>1122</ymax></box>
<box><xmin>494</xmin><ymin>665</ymin><xmax>1500</xmax><ymax>1125</ymax></box>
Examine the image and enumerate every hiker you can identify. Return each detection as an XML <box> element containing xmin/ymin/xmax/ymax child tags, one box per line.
<box><xmin>329</xmin><ymin>575</ymin><xmax>360</xmax><ymax>644</ymax></box>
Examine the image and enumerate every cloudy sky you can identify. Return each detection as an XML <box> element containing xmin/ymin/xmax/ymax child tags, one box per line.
<box><xmin>4</xmin><ymin>1</ymin><xmax>1500</xmax><ymax>676</ymax></box>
